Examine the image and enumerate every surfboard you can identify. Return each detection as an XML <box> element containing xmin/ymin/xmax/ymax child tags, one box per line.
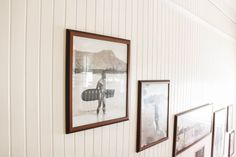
<box><xmin>81</xmin><ymin>89</ymin><xmax>115</xmax><ymax>101</ymax></box>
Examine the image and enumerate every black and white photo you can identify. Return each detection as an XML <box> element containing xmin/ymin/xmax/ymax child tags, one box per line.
<box><xmin>66</xmin><ymin>30</ymin><xmax>130</xmax><ymax>133</ymax></box>
<box><xmin>173</xmin><ymin>104</ymin><xmax>213</xmax><ymax>156</ymax></box>
<box><xmin>212</xmin><ymin>108</ymin><xmax>227</xmax><ymax>157</ymax></box>
<box><xmin>137</xmin><ymin>80</ymin><xmax>169</xmax><ymax>152</ymax></box>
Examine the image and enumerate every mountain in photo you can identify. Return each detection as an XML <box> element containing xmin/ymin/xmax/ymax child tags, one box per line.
<box><xmin>74</xmin><ymin>50</ymin><xmax>127</xmax><ymax>73</ymax></box>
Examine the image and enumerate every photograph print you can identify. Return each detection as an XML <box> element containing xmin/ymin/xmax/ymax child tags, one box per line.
<box><xmin>173</xmin><ymin>104</ymin><xmax>213</xmax><ymax>157</ymax></box>
<box><xmin>137</xmin><ymin>80</ymin><xmax>170</xmax><ymax>152</ymax></box>
<box><xmin>195</xmin><ymin>147</ymin><xmax>205</xmax><ymax>157</ymax></box>
<box><xmin>228</xmin><ymin>130</ymin><xmax>235</xmax><ymax>157</ymax></box>
<box><xmin>212</xmin><ymin>108</ymin><xmax>227</xmax><ymax>157</ymax></box>
<box><xmin>66</xmin><ymin>30</ymin><xmax>130</xmax><ymax>133</ymax></box>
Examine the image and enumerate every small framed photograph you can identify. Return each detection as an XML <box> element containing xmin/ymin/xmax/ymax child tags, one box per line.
<box><xmin>66</xmin><ymin>30</ymin><xmax>130</xmax><ymax>133</ymax></box>
<box><xmin>136</xmin><ymin>80</ymin><xmax>170</xmax><ymax>152</ymax></box>
<box><xmin>212</xmin><ymin>108</ymin><xmax>227</xmax><ymax>157</ymax></box>
<box><xmin>229</xmin><ymin>130</ymin><xmax>235</xmax><ymax>157</ymax></box>
<box><xmin>227</xmin><ymin>105</ymin><xmax>234</xmax><ymax>132</ymax></box>
<box><xmin>195</xmin><ymin>147</ymin><xmax>205</xmax><ymax>157</ymax></box>
<box><xmin>172</xmin><ymin>104</ymin><xmax>213</xmax><ymax>157</ymax></box>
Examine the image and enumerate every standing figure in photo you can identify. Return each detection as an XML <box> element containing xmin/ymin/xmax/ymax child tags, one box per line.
<box><xmin>144</xmin><ymin>94</ymin><xmax>165</xmax><ymax>132</ymax></box>
<box><xmin>151</xmin><ymin>95</ymin><xmax>165</xmax><ymax>136</ymax></box>
<box><xmin>96</xmin><ymin>71</ymin><xmax>106</xmax><ymax>114</ymax></box>
<box><xmin>154</xmin><ymin>103</ymin><xmax>160</xmax><ymax>132</ymax></box>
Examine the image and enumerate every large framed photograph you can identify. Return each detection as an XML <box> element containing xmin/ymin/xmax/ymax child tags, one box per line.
<box><xmin>211</xmin><ymin>108</ymin><xmax>227</xmax><ymax>157</ymax></box>
<box><xmin>66</xmin><ymin>30</ymin><xmax>130</xmax><ymax>133</ymax></box>
<box><xmin>136</xmin><ymin>80</ymin><xmax>170</xmax><ymax>152</ymax></box>
<box><xmin>227</xmin><ymin>105</ymin><xmax>234</xmax><ymax>132</ymax></box>
<box><xmin>195</xmin><ymin>147</ymin><xmax>205</xmax><ymax>157</ymax></box>
<box><xmin>228</xmin><ymin>130</ymin><xmax>235</xmax><ymax>157</ymax></box>
<box><xmin>172</xmin><ymin>104</ymin><xmax>213</xmax><ymax>157</ymax></box>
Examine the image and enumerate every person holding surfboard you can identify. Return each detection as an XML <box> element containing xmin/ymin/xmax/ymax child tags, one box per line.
<box><xmin>96</xmin><ymin>71</ymin><xmax>106</xmax><ymax>114</ymax></box>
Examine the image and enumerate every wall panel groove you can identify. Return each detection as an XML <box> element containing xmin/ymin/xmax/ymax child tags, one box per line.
<box><xmin>0</xmin><ymin>0</ymin><xmax>11</xmax><ymax>156</ymax></box>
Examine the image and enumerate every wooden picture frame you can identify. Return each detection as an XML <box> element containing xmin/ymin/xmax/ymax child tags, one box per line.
<box><xmin>66</xmin><ymin>29</ymin><xmax>130</xmax><ymax>133</ymax></box>
<box><xmin>136</xmin><ymin>80</ymin><xmax>170</xmax><ymax>152</ymax></box>
<box><xmin>229</xmin><ymin>130</ymin><xmax>235</xmax><ymax>157</ymax></box>
<box><xmin>211</xmin><ymin>108</ymin><xmax>227</xmax><ymax>157</ymax></box>
<box><xmin>227</xmin><ymin>105</ymin><xmax>234</xmax><ymax>132</ymax></box>
<box><xmin>172</xmin><ymin>104</ymin><xmax>213</xmax><ymax>157</ymax></box>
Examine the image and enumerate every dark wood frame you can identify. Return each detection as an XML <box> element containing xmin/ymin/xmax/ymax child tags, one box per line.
<box><xmin>66</xmin><ymin>29</ymin><xmax>130</xmax><ymax>133</ymax></box>
<box><xmin>211</xmin><ymin>108</ymin><xmax>227</xmax><ymax>157</ymax></box>
<box><xmin>228</xmin><ymin>130</ymin><xmax>235</xmax><ymax>157</ymax></box>
<box><xmin>136</xmin><ymin>80</ymin><xmax>170</xmax><ymax>152</ymax></box>
<box><xmin>172</xmin><ymin>104</ymin><xmax>213</xmax><ymax>157</ymax></box>
<box><xmin>227</xmin><ymin>105</ymin><xmax>234</xmax><ymax>132</ymax></box>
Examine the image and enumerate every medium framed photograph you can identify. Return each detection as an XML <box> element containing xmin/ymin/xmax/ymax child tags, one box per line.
<box><xmin>136</xmin><ymin>80</ymin><xmax>170</xmax><ymax>152</ymax></box>
<box><xmin>172</xmin><ymin>104</ymin><xmax>213</xmax><ymax>157</ymax></box>
<box><xmin>227</xmin><ymin>105</ymin><xmax>234</xmax><ymax>132</ymax></box>
<box><xmin>66</xmin><ymin>29</ymin><xmax>130</xmax><ymax>133</ymax></box>
<box><xmin>211</xmin><ymin>108</ymin><xmax>227</xmax><ymax>157</ymax></box>
<box><xmin>229</xmin><ymin>130</ymin><xmax>235</xmax><ymax>157</ymax></box>
<box><xmin>195</xmin><ymin>147</ymin><xmax>205</xmax><ymax>157</ymax></box>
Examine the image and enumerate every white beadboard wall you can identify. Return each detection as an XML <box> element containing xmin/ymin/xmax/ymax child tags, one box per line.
<box><xmin>1</xmin><ymin>0</ymin><xmax>236</xmax><ymax>157</ymax></box>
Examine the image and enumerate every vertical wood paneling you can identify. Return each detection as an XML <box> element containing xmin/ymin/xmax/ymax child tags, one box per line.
<box><xmin>65</xmin><ymin>134</ymin><xmax>74</xmax><ymax>157</ymax></box>
<box><xmin>10</xmin><ymin>0</ymin><xmax>26</xmax><ymax>156</ymax></box>
<box><xmin>77</xmin><ymin>0</ymin><xmax>87</xmax><ymax>31</ymax></box>
<box><xmin>101</xmin><ymin>126</ymin><xmax>110</xmax><ymax>157</ymax></box>
<box><xmin>119</xmin><ymin>0</ymin><xmax>126</xmax><ymax>38</ymax></box>
<box><xmin>172</xmin><ymin>2</ymin><xmax>178</xmax><ymax>114</ymax></box>
<box><xmin>65</xmin><ymin>0</ymin><xmax>76</xmax><ymax>156</ymax></box>
<box><xmin>142</xmin><ymin>0</ymin><xmax>148</xmax><ymax>79</ymax></box>
<box><xmin>40</xmin><ymin>0</ymin><xmax>53</xmax><ymax>156</ymax></box>
<box><xmin>52</xmin><ymin>0</ymin><xmax>65</xmax><ymax>156</ymax></box>
<box><xmin>148</xmin><ymin>0</ymin><xmax>154</xmax><ymax>80</ymax></box>
<box><xmin>96</xmin><ymin>0</ymin><xmax>104</xmax><ymax>34</ymax></box>
<box><xmin>66</xmin><ymin>0</ymin><xmax>76</xmax><ymax>29</ymax></box>
<box><xmin>0</xmin><ymin>0</ymin><xmax>10</xmax><ymax>157</ymax></box>
<box><xmin>1</xmin><ymin>0</ymin><xmax>236</xmax><ymax>157</ymax></box>
<box><xmin>25</xmin><ymin>0</ymin><xmax>41</xmax><ymax>156</ymax></box>
<box><xmin>116</xmin><ymin>123</ymin><xmax>124</xmax><ymax>157</ymax></box>
<box><xmin>156</xmin><ymin>0</ymin><xmax>162</xmax><ymax>79</ymax></box>
<box><xmin>86</xmin><ymin>0</ymin><xmax>96</xmax><ymax>32</ymax></box>
<box><xmin>125</xmin><ymin>0</ymin><xmax>132</xmax><ymax>39</ymax></box>
<box><xmin>85</xmin><ymin>130</ymin><xmax>94</xmax><ymax>157</ymax></box>
<box><xmin>103</xmin><ymin>0</ymin><xmax>112</xmax><ymax>35</ymax></box>
<box><xmin>152</xmin><ymin>0</ymin><xmax>157</xmax><ymax>79</ymax></box>
<box><xmin>75</xmin><ymin>132</ymin><xmax>85</xmax><ymax>157</ymax></box>
<box><xmin>111</xmin><ymin>0</ymin><xmax>119</xmax><ymax>36</ymax></box>
<box><xmin>123</xmin><ymin>121</ymin><xmax>130</xmax><ymax>157</ymax></box>
<box><xmin>94</xmin><ymin>128</ymin><xmax>102</xmax><ymax>157</ymax></box>
<box><xmin>137</xmin><ymin>0</ymin><xmax>143</xmax><ymax>80</ymax></box>
<box><xmin>109</xmin><ymin>125</ymin><xmax>117</xmax><ymax>157</ymax></box>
